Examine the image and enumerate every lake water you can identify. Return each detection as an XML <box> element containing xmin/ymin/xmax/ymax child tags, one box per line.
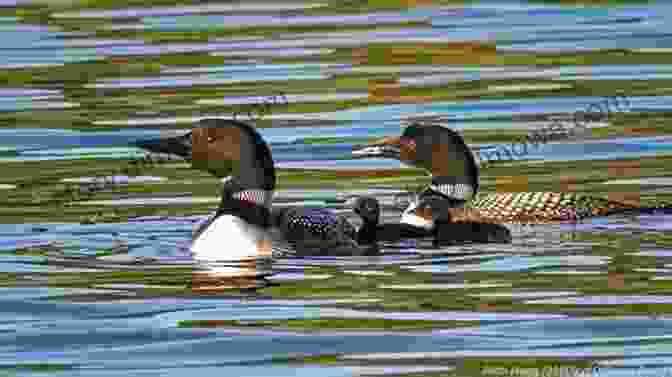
<box><xmin>3</xmin><ymin>1</ymin><xmax>672</xmax><ymax>376</ymax></box>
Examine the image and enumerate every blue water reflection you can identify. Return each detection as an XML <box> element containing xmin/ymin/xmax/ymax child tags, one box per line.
<box><xmin>4</xmin><ymin>1</ymin><xmax>672</xmax><ymax>376</ymax></box>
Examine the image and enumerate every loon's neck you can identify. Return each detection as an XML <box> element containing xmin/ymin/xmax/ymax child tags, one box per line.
<box><xmin>356</xmin><ymin>218</ymin><xmax>379</xmax><ymax>245</ymax></box>
<box><xmin>399</xmin><ymin>175</ymin><xmax>477</xmax><ymax>230</ymax></box>
<box><xmin>216</xmin><ymin>177</ymin><xmax>274</xmax><ymax>229</ymax></box>
<box><xmin>193</xmin><ymin>177</ymin><xmax>274</xmax><ymax>242</ymax></box>
<box><xmin>216</xmin><ymin>195</ymin><xmax>273</xmax><ymax>229</ymax></box>
<box><xmin>426</xmin><ymin>175</ymin><xmax>476</xmax><ymax>205</ymax></box>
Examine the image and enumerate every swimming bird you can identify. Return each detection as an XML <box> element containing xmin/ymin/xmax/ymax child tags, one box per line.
<box><xmin>353</xmin><ymin>195</ymin><xmax>432</xmax><ymax>244</ymax></box>
<box><xmin>353</xmin><ymin>123</ymin><xmax>670</xmax><ymax>224</ymax></box>
<box><xmin>133</xmin><ymin>118</ymin><xmax>373</xmax><ymax>259</ymax></box>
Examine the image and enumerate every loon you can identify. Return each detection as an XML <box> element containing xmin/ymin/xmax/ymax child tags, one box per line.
<box><xmin>133</xmin><ymin>118</ymin><xmax>376</xmax><ymax>258</ymax></box>
<box><xmin>352</xmin><ymin>123</ymin><xmax>670</xmax><ymax>224</ymax></box>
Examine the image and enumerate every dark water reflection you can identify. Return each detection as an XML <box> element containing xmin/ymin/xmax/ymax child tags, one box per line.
<box><xmin>3</xmin><ymin>0</ymin><xmax>672</xmax><ymax>375</ymax></box>
<box><xmin>4</xmin><ymin>203</ymin><xmax>672</xmax><ymax>375</ymax></box>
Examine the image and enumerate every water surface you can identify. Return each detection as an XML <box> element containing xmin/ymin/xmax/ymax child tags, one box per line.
<box><xmin>3</xmin><ymin>1</ymin><xmax>672</xmax><ymax>376</ymax></box>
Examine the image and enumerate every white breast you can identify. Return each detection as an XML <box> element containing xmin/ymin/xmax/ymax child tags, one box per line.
<box><xmin>190</xmin><ymin>215</ymin><xmax>272</xmax><ymax>276</ymax></box>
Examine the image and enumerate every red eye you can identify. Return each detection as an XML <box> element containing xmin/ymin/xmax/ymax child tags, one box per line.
<box><xmin>401</xmin><ymin>138</ymin><xmax>416</xmax><ymax>149</ymax></box>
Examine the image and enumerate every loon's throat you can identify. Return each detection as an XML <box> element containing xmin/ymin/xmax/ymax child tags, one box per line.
<box><xmin>429</xmin><ymin>183</ymin><xmax>475</xmax><ymax>202</ymax></box>
<box><xmin>214</xmin><ymin>177</ymin><xmax>275</xmax><ymax>230</ymax></box>
<box><xmin>232</xmin><ymin>189</ymin><xmax>274</xmax><ymax>210</ymax></box>
<box><xmin>399</xmin><ymin>177</ymin><xmax>477</xmax><ymax>229</ymax></box>
<box><xmin>427</xmin><ymin>176</ymin><xmax>476</xmax><ymax>205</ymax></box>
<box><xmin>221</xmin><ymin>175</ymin><xmax>274</xmax><ymax>210</ymax></box>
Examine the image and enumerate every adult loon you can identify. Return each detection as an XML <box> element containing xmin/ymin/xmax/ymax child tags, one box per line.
<box><xmin>353</xmin><ymin>123</ymin><xmax>671</xmax><ymax>224</ymax></box>
<box><xmin>133</xmin><ymin>118</ymin><xmax>375</xmax><ymax>258</ymax></box>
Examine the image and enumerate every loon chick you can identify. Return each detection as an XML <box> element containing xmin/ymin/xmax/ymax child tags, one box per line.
<box><xmin>353</xmin><ymin>196</ymin><xmax>431</xmax><ymax>244</ymax></box>
<box><xmin>353</xmin><ymin>123</ymin><xmax>667</xmax><ymax>224</ymax></box>
<box><xmin>134</xmin><ymin>118</ymin><xmax>371</xmax><ymax>258</ymax></box>
<box><xmin>269</xmin><ymin>205</ymin><xmax>372</xmax><ymax>256</ymax></box>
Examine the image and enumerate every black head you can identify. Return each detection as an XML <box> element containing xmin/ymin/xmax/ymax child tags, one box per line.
<box><xmin>353</xmin><ymin>196</ymin><xmax>380</xmax><ymax>225</ymax></box>
<box><xmin>133</xmin><ymin>118</ymin><xmax>275</xmax><ymax>191</ymax></box>
<box><xmin>352</xmin><ymin>123</ymin><xmax>479</xmax><ymax>196</ymax></box>
<box><xmin>401</xmin><ymin>124</ymin><xmax>479</xmax><ymax>190</ymax></box>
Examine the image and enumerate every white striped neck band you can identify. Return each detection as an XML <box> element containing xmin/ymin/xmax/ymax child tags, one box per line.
<box><xmin>429</xmin><ymin>183</ymin><xmax>475</xmax><ymax>202</ymax></box>
<box><xmin>232</xmin><ymin>190</ymin><xmax>274</xmax><ymax>209</ymax></box>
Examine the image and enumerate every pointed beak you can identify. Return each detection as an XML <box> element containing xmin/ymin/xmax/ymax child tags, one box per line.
<box><xmin>133</xmin><ymin>132</ymin><xmax>193</xmax><ymax>161</ymax></box>
<box><xmin>352</xmin><ymin>136</ymin><xmax>401</xmax><ymax>159</ymax></box>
